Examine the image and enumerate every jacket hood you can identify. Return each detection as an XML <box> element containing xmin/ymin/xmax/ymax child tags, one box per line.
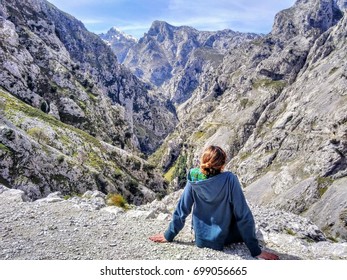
<box><xmin>188</xmin><ymin>171</ymin><xmax>231</xmax><ymax>203</ymax></box>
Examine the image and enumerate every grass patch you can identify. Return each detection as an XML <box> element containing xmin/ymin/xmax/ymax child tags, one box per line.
<box><xmin>317</xmin><ymin>176</ymin><xmax>333</xmax><ymax>197</ymax></box>
<box><xmin>106</xmin><ymin>193</ymin><xmax>129</xmax><ymax>209</ymax></box>
<box><xmin>285</xmin><ymin>228</ymin><xmax>296</xmax><ymax>236</ymax></box>
<box><xmin>239</xmin><ymin>151</ymin><xmax>252</xmax><ymax>161</ymax></box>
<box><xmin>164</xmin><ymin>164</ymin><xmax>176</xmax><ymax>182</ymax></box>
<box><xmin>192</xmin><ymin>130</ymin><xmax>205</xmax><ymax>141</ymax></box>
<box><xmin>77</xmin><ymin>100</ymin><xmax>87</xmax><ymax>110</ymax></box>
<box><xmin>113</xmin><ymin>167</ymin><xmax>123</xmax><ymax>179</ymax></box>
<box><xmin>327</xmin><ymin>236</ymin><xmax>339</xmax><ymax>243</ymax></box>
<box><xmin>318</xmin><ymin>186</ymin><xmax>329</xmax><ymax>197</ymax></box>
<box><xmin>27</xmin><ymin>127</ymin><xmax>50</xmax><ymax>144</ymax></box>
<box><xmin>87</xmin><ymin>151</ymin><xmax>106</xmax><ymax>170</ymax></box>
<box><xmin>0</xmin><ymin>143</ymin><xmax>11</xmax><ymax>153</ymax></box>
<box><xmin>63</xmin><ymin>192</ymin><xmax>82</xmax><ymax>200</ymax></box>
<box><xmin>251</xmin><ymin>38</ymin><xmax>264</xmax><ymax>46</ymax></box>
<box><xmin>252</xmin><ymin>78</ymin><xmax>287</xmax><ymax>93</ymax></box>
<box><xmin>148</xmin><ymin>142</ymin><xmax>168</xmax><ymax>167</ymax></box>
<box><xmin>240</xmin><ymin>98</ymin><xmax>254</xmax><ymax>109</ymax></box>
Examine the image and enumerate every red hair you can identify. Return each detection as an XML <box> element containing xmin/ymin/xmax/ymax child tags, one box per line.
<box><xmin>200</xmin><ymin>145</ymin><xmax>226</xmax><ymax>176</ymax></box>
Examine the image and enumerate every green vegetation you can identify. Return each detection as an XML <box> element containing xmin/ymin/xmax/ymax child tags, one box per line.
<box><xmin>240</xmin><ymin>98</ymin><xmax>254</xmax><ymax>109</ymax></box>
<box><xmin>126</xmin><ymin>156</ymin><xmax>142</xmax><ymax>171</ymax></box>
<box><xmin>327</xmin><ymin>236</ymin><xmax>339</xmax><ymax>243</ymax></box>
<box><xmin>57</xmin><ymin>154</ymin><xmax>65</xmax><ymax>163</ymax></box>
<box><xmin>252</xmin><ymin>78</ymin><xmax>287</xmax><ymax>93</ymax></box>
<box><xmin>142</xmin><ymin>163</ymin><xmax>155</xmax><ymax>172</ymax></box>
<box><xmin>134</xmin><ymin>125</ymin><xmax>146</xmax><ymax>138</ymax></box>
<box><xmin>285</xmin><ymin>228</ymin><xmax>296</xmax><ymax>236</ymax></box>
<box><xmin>51</xmin><ymin>174</ymin><xmax>68</xmax><ymax>183</ymax></box>
<box><xmin>329</xmin><ymin>67</ymin><xmax>339</xmax><ymax>75</ymax></box>
<box><xmin>0</xmin><ymin>88</ymin><xmax>122</xmax><ymax>186</ymax></box>
<box><xmin>238</xmin><ymin>151</ymin><xmax>252</xmax><ymax>161</ymax></box>
<box><xmin>173</xmin><ymin>153</ymin><xmax>188</xmax><ymax>186</ymax></box>
<box><xmin>317</xmin><ymin>177</ymin><xmax>333</xmax><ymax>187</ymax></box>
<box><xmin>87</xmin><ymin>92</ymin><xmax>98</xmax><ymax>102</ymax></box>
<box><xmin>192</xmin><ymin>130</ymin><xmax>205</xmax><ymax>141</ymax></box>
<box><xmin>77</xmin><ymin>100</ymin><xmax>87</xmax><ymax>110</ymax></box>
<box><xmin>0</xmin><ymin>143</ymin><xmax>11</xmax><ymax>153</ymax></box>
<box><xmin>251</xmin><ymin>38</ymin><xmax>264</xmax><ymax>46</ymax></box>
<box><xmin>63</xmin><ymin>192</ymin><xmax>82</xmax><ymax>200</ymax></box>
<box><xmin>106</xmin><ymin>193</ymin><xmax>129</xmax><ymax>209</ymax></box>
<box><xmin>30</xmin><ymin>175</ymin><xmax>41</xmax><ymax>184</ymax></box>
<box><xmin>164</xmin><ymin>164</ymin><xmax>177</xmax><ymax>182</ymax></box>
<box><xmin>1</xmin><ymin>88</ymin><xmax>61</xmax><ymax>126</ymax></box>
<box><xmin>317</xmin><ymin>176</ymin><xmax>333</xmax><ymax>197</ymax></box>
<box><xmin>0</xmin><ymin>88</ymin><xmax>104</xmax><ymax>152</ymax></box>
<box><xmin>318</xmin><ymin>186</ymin><xmax>329</xmax><ymax>197</ymax></box>
<box><xmin>113</xmin><ymin>167</ymin><xmax>123</xmax><ymax>179</ymax></box>
<box><xmin>125</xmin><ymin>178</ymin><xmax>139</xmax><ymax>191</ymax></box>
<box><xmin>148</xmin><ymin>141</ymin><xmax>168</xmax><ymax>167</ymax></box>
<box><xmin>0</xmin><ymin>98</ymin><xmax>5</xmax><ymax>112</ymax></box>
<box><xmin>27</xmin><ymin>127</ymin><xmax>50</xmax><ymax>144</ymax></box>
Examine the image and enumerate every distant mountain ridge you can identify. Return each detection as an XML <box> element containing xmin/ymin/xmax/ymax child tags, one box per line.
<box><xmin>102</xmin><ymin>21</ymin><xmax>261</xmax><ymax>104</ymax></box>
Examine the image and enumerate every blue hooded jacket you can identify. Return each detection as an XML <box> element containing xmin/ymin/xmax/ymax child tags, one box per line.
<box><xmin>164</xmin><ymin>170</ymin><xmax>261</xmax><ymax>257</ymax></box>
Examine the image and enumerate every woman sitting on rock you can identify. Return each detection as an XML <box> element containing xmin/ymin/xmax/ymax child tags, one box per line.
<box><xmin>149</xmin><ymin>145</ymin><xmax>279</xmax><ymax>260</ymax></box>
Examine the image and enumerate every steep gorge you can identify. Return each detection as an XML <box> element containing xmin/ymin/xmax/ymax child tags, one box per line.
<box><xmin>105</xmin><ymin>0</ymin><xmax>347</xmax><ymax>240</ymax></box>
<box><xmin>0</xmin><ymin>0</ymin><xmax>347</xmax><ymax>245</ymax></box>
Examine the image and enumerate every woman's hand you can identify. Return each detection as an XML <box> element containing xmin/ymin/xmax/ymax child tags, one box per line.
<box><xmin>256</xmin><ymin>250</ymin><xmax>279</xmax><ymax>260</ymax></box>
<box><xmin>149</xmin><ymin>233</ymin><xmax>168</xmax><ymax>243</ymax></box>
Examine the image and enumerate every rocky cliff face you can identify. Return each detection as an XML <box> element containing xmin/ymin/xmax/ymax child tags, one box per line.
<box><xmin>0</xmin><ymin>0</ymin><xmax>177</xmax><ymax>202</ymax></box>
<box><xmin>150</xmin><ymin>0</ymin><xmax>347</xmax><ymax>240</ymax></box>
<box><xmin>0</xmin><ymin>86</ymin><xmax>166</xmax><ymax>204</ymax></box>
<box><xmin>105</xmin><ymin>21</ymin><xmax>261</xmax><ymax>104</ymax></box>
<box><xmin>0</xmin><ymin>0</ymin><xmax>177</xmax><ymax>154</ymax></box>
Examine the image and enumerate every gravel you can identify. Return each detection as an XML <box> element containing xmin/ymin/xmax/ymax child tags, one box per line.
<box><xmin>1</xmin><ymin>187</ymin><xmax>347</xmax><ymax>260</ymax></box>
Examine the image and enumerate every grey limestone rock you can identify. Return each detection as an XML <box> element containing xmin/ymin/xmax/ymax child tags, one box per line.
<box><xmin>0</xmin><ymin>0</ymin><xmax>177</xmax><ymax>154</ymax></box>
<box><xmin>151</xmin><ymin>0</ymin><xmax>347</xmax><ymax>241</ymax></box>
<box><xmin>105</xmin><ymin>20</ymin><xmax>261</xmax><ymax>105</ymax></box>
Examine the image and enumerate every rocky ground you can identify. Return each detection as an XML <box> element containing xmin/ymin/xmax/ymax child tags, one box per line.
<box><xmin>1</xmin><ymin>185</ymin><xmax>347</xmax><ymax>260</ymax></box>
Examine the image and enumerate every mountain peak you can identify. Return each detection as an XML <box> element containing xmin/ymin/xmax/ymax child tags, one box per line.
<box><xmin>101</xmin><ymin>26</ymin><xmax>137</xmax><ymax>43</ymax></box>
<box><xmin>271</xmin><ymin>0</ymin><xmax>344</xmax><ymax>39</ymax></box>
<box><xmin>147</xmin><ymin>20</ymin><xmax>177</xmax><ymax>37</ymax></box>
<box><xmin>150</xmin><ymin>20</ymin><xmax>173</xmax><ymax>28</ymax></box>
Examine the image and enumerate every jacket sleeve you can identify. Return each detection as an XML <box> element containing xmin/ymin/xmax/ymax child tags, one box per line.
<box><xmin>164</xmin><ymin>182</ymin><xmax>194</xmax><ymax>242</ymax></box>
<box><xmin>230</xmin><ymin>174</ymin><xmax>262</xmax><ymax>257</ymax></box>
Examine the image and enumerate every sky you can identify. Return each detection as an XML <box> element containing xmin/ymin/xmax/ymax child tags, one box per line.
<box><xmin>48</xmin><ymin>0</ymin><xmax>296</xmax><ymax>38</ymax></box>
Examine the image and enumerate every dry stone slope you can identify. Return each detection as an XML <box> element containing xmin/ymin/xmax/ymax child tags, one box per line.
<box><xmin>1</xmin><ymin>185</ymin><xmax>347</xmax><ymax>260</ymax></box>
